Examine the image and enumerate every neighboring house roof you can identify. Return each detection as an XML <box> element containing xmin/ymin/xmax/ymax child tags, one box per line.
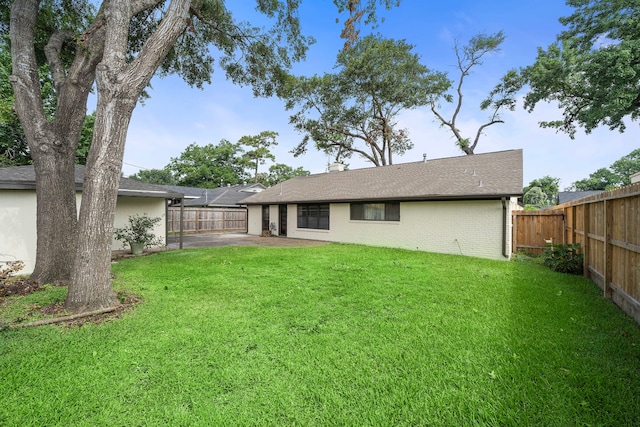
<box><xmin>631</xmin><ymin>171</ymin><xmax>640</xmax><ymax>184</ymax></box>
<box><xmin>242</xmin><ymin>149</ymin><xmax>523</xmax><ymax>205</ymax></box>
<box><xmin>558</xmin><ymin>191</ymin><xmax>603</xmax><ymax>205</ymax></box>
<box><xmin>0</xmin><ymin>164</ymin><xmax>183</xmax><ymax>199</ymax></box>
<box><xmin>158</xmin><ymin>183</ymin><xmax>265</xmax><ymax>207</ymax></box>
<box><xmin>158</xmin><ymin>185</ymin><xmax>211</xmax><ymax>199</ymax></box>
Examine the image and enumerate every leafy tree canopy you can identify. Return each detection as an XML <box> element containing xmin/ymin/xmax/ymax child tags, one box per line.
<box><xmin>128</xmin><ymin>168</ymin><xmax>176</xmax><ymax>185</ymax></box>
<box><xmin>239</xmin><ymin>131</ymin><xmax>278</xmax><ymax>183</ymax></box>
<box><xmin>167</xmin><ymin>140</ymin><xmax>251</xmax><ymax>188</ymax></box>
<box><xmin>523</xmin><ymin>175</ymin><xmax>560</xmax><ymax>205</ymax></box>
<box><xmin>523</xmin><ymin>186</ymin><xmax>548</xmax><ymax>208</ymax></box>
<box><xmin>522</xmin><ymin>0</ymin><xmax>640</xmax><ymax>137</ymax></box>
<box><xmin>263</xmin><ymin>163</ymin><xmax>309</xmax><ymax>186</ymax></box>
<box><xmin>284</xmin><ymin>34</ymin><xmax>449</xmax><ymax>166</ymax></box>
<box><xmin>570</xmin><ymin>148</ymin><xmax>640</xmax><ymax>190</ymax></box>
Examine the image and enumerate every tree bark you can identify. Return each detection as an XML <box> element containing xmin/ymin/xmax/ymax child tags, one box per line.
<box><xmin>66</xmin><ymin>0</ymin><xmax>190</xmax><ymax>313</ymax></box>
<box><xmin>10</xmin><ymin>0</ymin><xmax>105</xmax><ymax>284</ymax></box>
<box><xmin>65</xmin><ymin>81</ymin><xmax>134</xmax><ymax>312</ymax></box>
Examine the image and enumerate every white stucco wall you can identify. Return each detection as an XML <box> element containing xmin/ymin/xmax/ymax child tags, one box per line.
<box><xmin>0</xmin><ymin>190</ymin><xmax>168</xmax><ymax>276</ymax></box>
<box><xmin>111</xmin><ymin>196</ymin><xmax>168</xmax><ymax>251</ymax></box>
<box><xmin>249</xmin><ymin>198</ymin><xmax>518</xmax><ymax>260</ymax></box>
<box><xmin>0</xmin><ymin>190</ymin><xmax>39</xmax><ymax>275</ymax></box>
<box><xmin>247</xmin><ymin>205</ymin><xmax>263</xmax><ymax>235</ymax></box>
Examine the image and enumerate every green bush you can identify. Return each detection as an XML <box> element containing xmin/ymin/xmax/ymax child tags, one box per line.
<box><xmin>540</xmin><ymin>243</ymin><xmax>583</xmax><ymax>275</ymax></box>
<box><xmin>113</xmin><ymin>213</ymin><xmax>163</xmax><ymax>250</ymax></box>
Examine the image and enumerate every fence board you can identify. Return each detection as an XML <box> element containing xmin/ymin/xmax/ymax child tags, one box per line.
<box><xmin>512</xmin><ymin>210</ymin><xmax>564</xmax><ymax>255</ymax></box>
<box><xmin>167</xmin><ymin>207</ymin><xmax>247</xmax><ymax>233</ymax></box>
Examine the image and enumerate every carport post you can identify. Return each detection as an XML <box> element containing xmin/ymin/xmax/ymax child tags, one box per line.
<box><xmin>179</xmin><ymin>197</ymin><xmax>184</xmax><ymax>249</ymax></box>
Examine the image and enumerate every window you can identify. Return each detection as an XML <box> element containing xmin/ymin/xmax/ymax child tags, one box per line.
<box><xmin>350</xmin><ymin>202</ymin><xmax>400</xmax><ymax>221</ymax></box>
<box><xmin>297</xmin><ymin>204</ymin><xmax>330</xmax><ymax>230</ymax></box>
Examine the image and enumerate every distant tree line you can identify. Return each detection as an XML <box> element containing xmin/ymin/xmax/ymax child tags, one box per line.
<box><xmin>524</xmin><ymin>149</ymin><xmax>640</xmax><ymax>208</ymax></box>
<box><xmin>128</xmin><ymin>131</ymin><xmax>309</xmax><ymax>188</ymax></box>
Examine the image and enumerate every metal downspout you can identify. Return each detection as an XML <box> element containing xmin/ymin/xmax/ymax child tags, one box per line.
<box><xmin>502</xmin><ymin>197</ymin><xmax>508</xmax><ymax>258</ymax></box>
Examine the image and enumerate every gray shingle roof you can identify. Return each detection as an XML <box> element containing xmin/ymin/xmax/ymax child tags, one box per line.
<box><xmin>162</xmin><ymin>183</ymin><xmax>265</xmax><ymax>207</ymax></box>
<box><xmin>0</xmin><ymin>164</ymin><xmax>183</xmax><ymax>199</ymax></box>
<box><xmin>242</xmin><ymin>149</ymin><xmax>523</xmax><ymax>205</ymax></box>
<box><xmin>557</xmin><ymin>191</ymin><xmax>603</xmax><ymax>204</ymax></box>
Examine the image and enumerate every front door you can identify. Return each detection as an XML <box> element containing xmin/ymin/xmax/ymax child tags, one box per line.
<box><xmin>279</xmin><ymin>205</ymin><xmax>287</xmax><ymax>236</ymax></box>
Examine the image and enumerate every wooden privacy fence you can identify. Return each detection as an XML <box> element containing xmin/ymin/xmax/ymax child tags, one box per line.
<box><xmin>513</xmin><ymin>183</ymin><xmax>640</xmax><ymax>324</ymax></box>
<box><xmin>512</xmin><ymin>210</ymin><xmax>565</xmax><ymax>254</ymax></box>
<box><xmin>168</xmin><ymin>207</ymin><xmax>247</xmax><ymax>233</ymax></box>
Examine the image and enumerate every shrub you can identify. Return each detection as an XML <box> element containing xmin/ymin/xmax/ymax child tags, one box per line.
<box><xmin>113</xmin><ymin>214</ymin><xmax>163</xmax><ymax>251</ymax></box>
<box><xmin>540</xmin><ymin>243</ymin><xmax>583</xmax><ymax>275</ymax></box>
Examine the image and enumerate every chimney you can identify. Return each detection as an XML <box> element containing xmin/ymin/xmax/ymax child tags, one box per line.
<box><xmin>328</xmin><ymin>163</ymin><xmax>345</xmax><ymax>173</ymax></box>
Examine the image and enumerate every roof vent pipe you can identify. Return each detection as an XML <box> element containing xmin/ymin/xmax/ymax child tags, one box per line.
<box><xmin>423</xmin><ymin>153</ymin><xmax>427</xmax><ymax>163</ymax></box>
<box><xmin>328</xmin><ymin>163</ymin><xmax>345</xmax><ymax>173</ymax></box>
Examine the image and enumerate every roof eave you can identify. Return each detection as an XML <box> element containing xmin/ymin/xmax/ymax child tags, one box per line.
<box><xmin>243</xmin><ymin>193</ymin><xmax>523</xmax><ymax>205</ymax></box>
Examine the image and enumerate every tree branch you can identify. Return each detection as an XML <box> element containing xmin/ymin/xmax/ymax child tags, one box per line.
<box><xmin>471</xmin><ymin>119</ymin><xmax>503</xmax><ymax>153</ymax></box>
<box><xmin>130</xmin><ymin>0</ymin><xmax>165</xmax><ymax>16</ymax></box>
<box><xmin>100</xmin><ymin>0</ymin><xmax>189</xmax><ymax>96</ymax></box>
<box><xmin>44</xmin><ymin>30</ymin><xmax>75</xmax><ymax>91</ymax></box>
<box><xmin>9</xmin><ymin>0</ymin><xmax>48</xmax><ymax>142</ymax></box>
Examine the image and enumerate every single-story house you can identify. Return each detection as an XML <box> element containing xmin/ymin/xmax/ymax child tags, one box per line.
<box><xmin>0</xmin><ymin>164</ymin><xmax>183</xmax><ymax>275</ymax></box>
<box><xmin>241</xmin><ymin>149</ymin><xmax>523</xmax><ymax>260</ymax></box>
<box><xmin>159</xmin><ymin>182</ymin><xmax>265</xmax><ymax>207</ymax></box>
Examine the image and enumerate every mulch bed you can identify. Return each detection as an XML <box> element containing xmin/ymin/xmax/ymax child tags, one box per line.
<box><xmin>0</xmin><ymin>278</ymin><xmax>44</xmax><ymax>298</ymax></box>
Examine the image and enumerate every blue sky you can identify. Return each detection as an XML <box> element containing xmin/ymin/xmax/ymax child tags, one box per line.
<box><xmin>116</xmin><ymin>0</ymin><xmax>638</xmax><ymax>189</ymax></box>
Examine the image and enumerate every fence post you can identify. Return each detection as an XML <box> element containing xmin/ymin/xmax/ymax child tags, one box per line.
<box><xmin>582</xmin><ymin>204</ymin><xmax>589</xmax><ymax>279</ymax></box>
<box><xmin>512</xmin><ymin>212</ymin><xmax>518</xmax><ymax>253</ymax></box>
<box><xmin>604</xmin><ymin>199</ymin><xmax>613</xmax><ymax>299</ymax></box>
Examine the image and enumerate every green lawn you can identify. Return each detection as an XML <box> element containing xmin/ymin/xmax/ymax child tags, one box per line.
<box><xmin>1</xmin><ymin>244</ymin><xmax>639</xmax><ymax>426</ymax></box>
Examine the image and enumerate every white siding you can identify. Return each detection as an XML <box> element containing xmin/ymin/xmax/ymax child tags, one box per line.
<box><xmin>251</xmin><ymin>199</ymin><xmax>518</xmax><ymax>260</ymax></box>
<box><xmin>0</xmin><ymin>190</ymin><xmax>168</xmax><ymax>275</ymax></box>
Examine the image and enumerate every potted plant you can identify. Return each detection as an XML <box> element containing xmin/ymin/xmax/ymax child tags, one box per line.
<box><xmin>113</xmin><ymin>213</ymin><xmax>163</xmax><ymax>255</ymax></box>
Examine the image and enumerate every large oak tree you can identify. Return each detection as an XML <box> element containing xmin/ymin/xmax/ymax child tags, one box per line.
<box><xmin>9</xmin><ymin>0</ymin><xmax>393</xmax><ymax>313</ymax></box>
<box><xmin>522</xmin><ymin>0</ymin><xmax>640</xmax><ymax>137</ymax></box>
<box><xmin>285</xmin><ymin>35</ymin><xmax>449</xmax><ymax>166</ymax></box>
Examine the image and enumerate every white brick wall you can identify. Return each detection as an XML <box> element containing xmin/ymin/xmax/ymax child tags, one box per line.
<box><xmin>250</xmin><ymin>199</ymin><xmax>517</xmax><ymax>260</ymax></box>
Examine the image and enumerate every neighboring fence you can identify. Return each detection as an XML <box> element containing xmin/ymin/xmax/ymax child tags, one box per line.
<box><xmin>513</xmin><ymin>183</ymin><xmax>640</xmax><ymax>323</ymax></box>
<box><xmin>168</xmin><ymin>207</ymin><xmax>247</xmax><ymax>233</ymax></box>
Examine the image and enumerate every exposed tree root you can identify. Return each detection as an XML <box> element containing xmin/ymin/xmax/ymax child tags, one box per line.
<box><xmin>9</xmin><ymin>306</ymin><xmax>119</xmax><ymax>329</ymax></box>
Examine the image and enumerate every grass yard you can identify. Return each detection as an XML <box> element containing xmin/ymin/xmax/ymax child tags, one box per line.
<box><xmin>1</xmin><ymin>244</ymin><xmax>639</xmax><ymax>426</ymax></box>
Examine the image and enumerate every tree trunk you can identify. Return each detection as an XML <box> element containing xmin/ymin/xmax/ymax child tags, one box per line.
<box><xmin>65</xmin><ymin>84</ymin><xmax>134</xmax><ymax>312</ymax></box>
<box><xmin>30</xmin><ymin>150</ymin><xmax>78</xmax><ymax>284</ymax></box>
<box><xmin>10</xmin><ymin>0</ymin><xmax>105</xmax><ymax>284</ymax></box>
<box><xmin>66</xmin><ymin>0</ymin><xmax>190</xmax><ymax>313</ymax></box>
